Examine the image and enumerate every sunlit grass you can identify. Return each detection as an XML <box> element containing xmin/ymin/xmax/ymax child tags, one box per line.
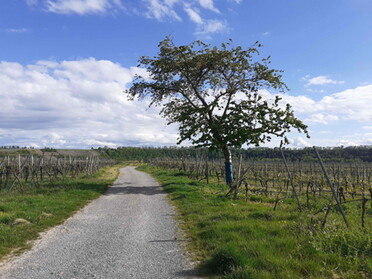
<box><xmin>0</xmin><ymin>164</ymin><xmax>123</xmax><ymax>261</ymax></box>
<box><xmin>139</xmin><ymin>165</ymin><xmax>372</xmax><ymax>279</ymax></box>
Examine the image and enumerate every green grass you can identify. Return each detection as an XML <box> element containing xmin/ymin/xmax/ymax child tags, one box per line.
<box><xmin>138</xmin><ymin>165</ymin><xmax>372</xmax><ymax>279</ymax></box>
<box><xmin>0</xmin><ymin>164</ymin><xmax>122</xmax><ymax>261</ymax></box>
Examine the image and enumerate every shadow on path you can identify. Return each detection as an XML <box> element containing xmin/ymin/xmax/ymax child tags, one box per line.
<box><xmin>104</xmin><ymin>183</ymin><xmax>164</xmax><ymax>196</ymax></box>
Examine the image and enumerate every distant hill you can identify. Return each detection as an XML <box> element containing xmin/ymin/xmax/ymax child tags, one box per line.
<box><xmin>0</xmin><ymin>148</ymin><xmax>99</xmax><ymax>157</ymax></box>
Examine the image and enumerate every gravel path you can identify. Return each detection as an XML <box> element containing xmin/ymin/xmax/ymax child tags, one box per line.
<box><xmin>0</xmin><ymin>166</ymin><xmax>197</xmax><ymax>279</ymax></box>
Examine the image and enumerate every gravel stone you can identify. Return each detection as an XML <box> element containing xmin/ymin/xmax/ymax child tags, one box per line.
<box><xmin>0</xmin><ymin>166</ymin><xmax>198</xmax><ymax>279</ymax></box>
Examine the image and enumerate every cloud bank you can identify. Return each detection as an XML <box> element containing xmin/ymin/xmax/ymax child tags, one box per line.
<box><xmin>26</xmin><ymin>0</ymin><xmax>232</xmax><ymax>37</ymax></box>
<box><xmin>45</xmin><ymin>0</ymin><xmax>124</xmax><ymax>15</ymax></box>
<box><xmin>1</xmin><ymin>58</ymin><xmax>371</xmax><ymax>148</ymax></box>
<box><xmin>0</xmin><ymin>58</ymin><xmax>177</xmax><ymax>148</ymax></box>
<box><xmin>260</xmin><ymin>85</ymin><xmax>372</xmax><ymax>146</ymax></box>
<box><xmin>302</xmin><ymin>75</ymin><xmax>345</xmax><ymax>87</ymax></box>
<box><xmin>276</xmin><ymin>85</ymin><xmax>372</xmax><ymax>123</ymax></box>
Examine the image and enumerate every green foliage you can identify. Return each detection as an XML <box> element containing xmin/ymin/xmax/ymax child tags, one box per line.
<box><xmin>40</xmin><ymin>147</ymin><xmax>57</xmax><ymax>152</ymax></box>
<box><xmin>126</xmin><ymin>37</ymin><xmax>308</xmax><ymax>151</ymax></box>
<box><xmin>204</xmin><ymin>243</ymin><xmax>247</xmax><ymax>275</ymax></box>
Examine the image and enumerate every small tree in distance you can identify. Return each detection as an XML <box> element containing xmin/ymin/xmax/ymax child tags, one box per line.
<box><xmin>126</xmin><ymin>37</ymin><xmax>309</xmax><ymax>193</ymax></box>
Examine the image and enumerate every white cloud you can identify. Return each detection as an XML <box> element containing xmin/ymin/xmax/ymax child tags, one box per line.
<box><xmin>304</xmin><ymin>113</ymin><xmax>339</xmax><ymax>124</ymax></box>
<box><xmin>336</xmin><ymin>137</ymin><xmax>372</xmax><ymax>146</ymax></box>
<box><xmin>2</xmin><ymin>57</ymin><xmax>371</xmax><ymax>148</ymax></box>
<box><xmin>184</xmin><ymin>5</ymin><xmax>203</xmax><ymax>24</ymax></box>
<box><xmin>253</xmin><ymin>85</ymin><xmax>372</xmax><ymax>146</ymax></box>
<box><xmin>5</xmin><ymin>28</ymin><xmax>31</xmax><ymax>33</ymax></box>
<box><xmin>261</xmin><ymin>84</ymin><xmax>372</xmax><ymax>123</ymax></box>
<box><xmin>199</xmin><ymin>0</ymin><xmax>219</xmax><ymax>13</ymax></box>
<box><xmin>289</xmin><ymin>136</ymin><xmax>310</xmax><ymax>147</ymax></box>
<box><xmin>303</xmin><ymin>75</ymin><xmax>345</xmax><ymax>86</ymax></box>
<box><xmin>305</xmin><ymin>88</ymin><xmax>325</xmax><ymax>93</ymax></box>
<box><xmin>202</xmin><ymin>19</ymin><xmax>226</xmax><ymax>33</ymax></box>
<box><xmin>144</xmin><ymin>0</ymin><xmax>182</xmax><ymax>21</ymax></box>
<box><xmin>195</xmin><ymin>19</ymin><xmax>228</xmax><ymax>38</ymax></box>
<box><xmin>46</xmin><ymin>0</ymin><xmax>123</xmax><ymax>15</ymax></box>
<box><xmin>83</xmin><ymin>138</ymin><xmax>119</xmax><ymax>147</ymax></box>
<box><xmin>336</xmin><ymin>139</ymin><xmax>358</xmax><ymax>146</ymax></box>
<box><xmin>0</xmin><ymin>59</ymin><xmax>178</xmax><ymax>148</ymax></box>
<box><xmin>315</xmin><ymin>85</ymin><xmax>372</xmax><ymax>121</ymax></box>
<box><xmin>27</xmin><ymin>0</ymin><xmax>233</xmax><ymax>37</ymax></box>
<box><xmin>257</xmin><ymin>90</ymin><xmax>316</xmax><ymax>114</ymax></box>
<box><xmin>182</xmin><ymin>3</ymin><xmax>228</xmax><ymax>37</ymax></box>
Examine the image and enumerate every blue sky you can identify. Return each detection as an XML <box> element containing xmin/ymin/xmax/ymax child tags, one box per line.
<box><xmin>0</xmin><ymin>0</ymin><xmax>372</xmax><ymax>148</ymax></box>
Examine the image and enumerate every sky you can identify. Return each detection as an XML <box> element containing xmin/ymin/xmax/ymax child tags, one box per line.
<box><xmin>0</xmin><ymin>0</ymin><xmax>372</xmax><ymax>149</ymax></box>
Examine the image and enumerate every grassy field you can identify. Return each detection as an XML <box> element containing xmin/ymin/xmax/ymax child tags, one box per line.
<box><xmin>0</xmin><ymin>164</ymin><xmax>122</xmax><ymax>261</ymax></box>
<box><xmin>139</xmin><ymin>165</ymin><xmax>372</xmax><ymax>279</ymax></box>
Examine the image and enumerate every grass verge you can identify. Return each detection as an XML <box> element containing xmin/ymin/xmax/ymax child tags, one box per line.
<box><xmin>0</xmin><ymin>164</ymin><xmax>123</xmax><ymax>261</ymax></box>
<box><xmin>138</xmin><ymin>165</ymin><xmax>371</xmax><ymax>279</ymax></box>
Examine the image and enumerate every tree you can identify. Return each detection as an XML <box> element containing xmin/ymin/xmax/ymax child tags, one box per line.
<box><xmin>126</xmin><ymin>37</ymin><xmax>309</xmax><ymax>192</ymax></box>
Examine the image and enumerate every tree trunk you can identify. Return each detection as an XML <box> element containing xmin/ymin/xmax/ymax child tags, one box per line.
<box><xmin>223</xmin><ymin>145</ymin><xmax>233</xmax><ymax>188</ymax></box>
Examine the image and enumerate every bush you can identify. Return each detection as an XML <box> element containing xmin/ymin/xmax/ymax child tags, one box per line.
<box><xmin>203</xmin><ymin>244</ymin><xmax>246</xmax><ymax>275</ymax></box>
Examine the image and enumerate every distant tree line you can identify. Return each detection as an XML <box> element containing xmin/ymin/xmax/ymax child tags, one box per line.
<box><xmin>40</xmin><ymin>147</ymin><xmax>57</xmax><ymax>152</ymax></box>
<box><xmin>97</xmin><ymin>145</ymin><xmax>372</xmax><ymax>162</ymax></box>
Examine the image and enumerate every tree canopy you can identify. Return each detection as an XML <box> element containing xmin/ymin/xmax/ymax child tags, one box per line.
<box><xmin>126</xmin><ymin>37</ymin><xmax>309</xmax><ymax>154</ymax></box>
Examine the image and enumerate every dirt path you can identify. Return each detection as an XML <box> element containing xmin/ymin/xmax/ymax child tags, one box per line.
<box><xmin>0</xmin><ymin>166</ymin><xmax>197</xmax><ymax>279</ymax></box>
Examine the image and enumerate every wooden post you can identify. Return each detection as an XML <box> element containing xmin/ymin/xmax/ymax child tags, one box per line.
<box><xmin>313</xmin><ymin>146</ymin><xmax>348</xmax><ymax>227</ymax></box>
<box><xmin>40</xmin><ymin>157</ymin><xmax>44</xmax><ymax>181</ymax></box>
<box><xmin>361</xmin><ymin>197</ymin><xmax>367</xmax><ymax>228</ymax></box>
<box><xmin>233</xmin><ymin>154</ymin><xmax>243</xmax><ymax>199</ymax></box>
<box><xmin>18</xmin><ymin>155</ymin><xmax>21</xmax><ymax>179</ymax></box>
<box><xmin>205</xmin><ymin>153</ymin><xmax>209</xmax><ymax>184</ymax></box>
<box><xmin>280</xmin><ymin>144</ymin><xmax>302</xmax><ymax>211</ymax></box>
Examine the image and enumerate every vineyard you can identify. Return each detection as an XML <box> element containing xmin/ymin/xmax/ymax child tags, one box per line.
<box><xmin>0</xmin><ymin>147</ymin><xmax>370</xmax><ymax>278</ymax></box>
<box><xmin>0</xmin><ymin>153</ymin><xmax>116</xmax><ymax>193</ymax></box>
<box><xmin>148</xmin><ymin>147</ymin><xmax>372</xmax><ymax>228</ymax></box>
